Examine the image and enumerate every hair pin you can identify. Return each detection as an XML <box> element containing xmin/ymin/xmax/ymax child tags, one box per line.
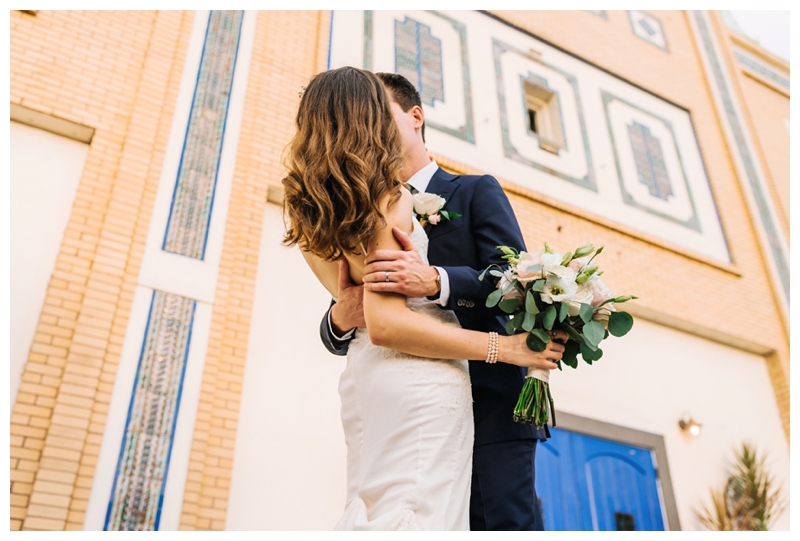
<box><xmin>298</xmin><ymin>84</ymin><xmax>307</xmax><ymax>98</ymax></box>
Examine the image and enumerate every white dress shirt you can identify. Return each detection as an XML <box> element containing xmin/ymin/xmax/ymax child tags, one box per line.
<box><xmin>329</xmin><ymin>160</ymin><xmax>452</xmax><ymax>340</ymax></box>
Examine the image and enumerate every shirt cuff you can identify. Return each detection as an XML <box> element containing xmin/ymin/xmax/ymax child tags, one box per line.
<box><xmin>433</xmin><ymin>266</ymin><xmax>450</xmax><ymax>307</ymax></box>
<box><xmin>327</xmin><ymin>307</ymin><xmax>355</xmax><ymax>341</ymax></box>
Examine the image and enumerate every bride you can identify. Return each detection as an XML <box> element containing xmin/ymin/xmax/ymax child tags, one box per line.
<box><xmin>281</xmin><ymin>67</ymin><xmax>565</xmax><ymax>530</ymax></box>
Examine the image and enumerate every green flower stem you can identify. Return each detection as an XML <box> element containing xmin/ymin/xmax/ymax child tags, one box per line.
<box><xmin>513</xmin><ymin>376</ymin><xmax>553</xmax><ymax>428</ymax></box>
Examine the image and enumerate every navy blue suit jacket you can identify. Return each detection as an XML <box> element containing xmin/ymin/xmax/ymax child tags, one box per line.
<box><xmin>320</xmin><ymin>168</ymin><xmax>549</xmax><ymax>445</ymax></box>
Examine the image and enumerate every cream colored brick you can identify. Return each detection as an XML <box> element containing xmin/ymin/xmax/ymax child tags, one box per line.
<box><xmin>23</xmin><ymin>516</ymin><xmax>66</xmax><ymax>531</ymax></box>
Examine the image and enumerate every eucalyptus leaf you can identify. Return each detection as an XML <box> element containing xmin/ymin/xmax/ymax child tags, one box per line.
<box><xmin>579</xmin><ymin>303</ymin><xmax>593</xmax><ymax>324</ymax></box>
<box><xmin>525</xmin><ymin>264</ymin><xmax>543</xmax><ymax>273</ymax></box>
<box><xmin>532</xmin><ymin>279</ymin><xmax>545</xmax><ymax>292</ymax></box>
<box><xmin>512</xmin><ymin>312</ymin><xmax>526</xmax><ymax>331</ymax></box>
<box><xmin>608</xmin><ymin>311</ymin><xmax>634</xmax><ymax>337</ymax></box>
<box><xmin>486</xmin><ymin>288</ymin><xmax>503</xmax><ymax>308</ymax></box>
<box><xmin>583</xmin><ymin>320</ymin><xmax>605</xmax><ymax>347</ymax></box>
<box><xmin>499</xmin><ymin>298</ymin><xmax>521</xmax><ymax>314</ymax></box>
<box><xmin>580</xmin><ymin>342</ymin><xmax>603</xmax><ymax>362</ymax></box>
<box><xmin>562</xmin><ymin>340</ymin><xmax>580</xmax><ymax>369</ymax></box>
<box><xmin>478</xmin><ymin>268</ymin><xmax>487</xmax><ymax>282</ymax></box>
<box><xmin>522</xmin><ymin>311</ymin><xmax>535</xmax><ymax>332</ymax></box>
<box><xmin>525</xmin><ymin>291</ymin><xmax>539</xmax><ymax>315</ymax></box>
<box><xmin>526</xmin><ymin>333</ymin><xmax>547</xmax><ymax>352</ymax></box>
<box><xmin>543</xmin><ymin>305</ymin><xmax>557</xmax><ymax>330</ymax></box>
<box><xmin>558</xmin><ymin>302</ymin><xmax>569</xmax><ymax>322</ymax></box>
<box><xmin>489</xmin><ymin>269</ymin><xmax>505</xmax><ymax>278</ymax></box>
<box><xmin>531</xmin><ymin>328</ymin><xmax>551</xmax><ymax>344</ymax></box>
<box><xmin>505</xmin><ymin>319</ymin><xmax>515</xmax><ymax>335</ymax></box>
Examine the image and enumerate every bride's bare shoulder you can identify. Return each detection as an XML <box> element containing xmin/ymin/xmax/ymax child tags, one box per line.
<box><xmin>380</xmin><ymin>187</ymin><xmax>414</xmax><ymax>236</ymax></box>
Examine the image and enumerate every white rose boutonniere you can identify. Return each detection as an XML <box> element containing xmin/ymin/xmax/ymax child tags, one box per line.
<box><xmin>412</xmin><ymin>191</ymin><xmax>462</xmax><ymax>227</ymax></box>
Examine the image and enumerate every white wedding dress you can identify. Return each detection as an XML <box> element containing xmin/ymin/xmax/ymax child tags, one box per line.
<box><xmin>334</xmin><ymin>219</ymin><xmax>474</xmax><ymax>531</ymax></box>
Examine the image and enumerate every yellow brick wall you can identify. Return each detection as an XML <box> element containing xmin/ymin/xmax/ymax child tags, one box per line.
<box><xmin>10</xmin><ymin>9</ymin><xmax>789</xmax><ymax>531</ymax></box>
<box><xmin>10</xmin><ymin>10</ymin><xmax>196</xmax><ymax>530</ymax></box>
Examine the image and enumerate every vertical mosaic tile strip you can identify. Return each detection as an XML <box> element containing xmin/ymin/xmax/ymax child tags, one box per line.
<box><xmin>395</xmin><ymin>17</ymin><xmax>444</xmax><ymax>106</ymax></box>
<box><xmin>734</xmin><ymin>49</ymin><xmax>789</xmax><ymax>90</ymax></box>
<box><xmin>693</xmin><ymin>12</ymin><xmax>788</xmax><ymax>298</ymax></box>
<box><xmin>162</xmin><ymin>10</ymin><xmax>244</xmax><ymax>260</ymax></box>
<box><xmin>105</xmin><ymin>291</ymin><xmax>196</xmax><ymax>531</ymax></box>
<box><xmin>628</xmin><ymin>122</ymin><xmax>673</xmax><ymax>200</ymax></box>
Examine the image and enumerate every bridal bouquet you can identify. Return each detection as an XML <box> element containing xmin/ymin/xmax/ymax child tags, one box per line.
<box><xmin>479</xmin><ymin>242</ymin><xmax>637</xmax><ymax>427</ymax></box>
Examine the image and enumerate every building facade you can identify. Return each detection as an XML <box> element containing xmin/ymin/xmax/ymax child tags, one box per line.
<box><xmin>9</xmin><ymin>10</ymin><xmax>789</xmax><ymax>531</ymax></box>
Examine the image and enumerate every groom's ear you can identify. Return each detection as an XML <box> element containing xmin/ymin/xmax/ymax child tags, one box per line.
<box><xmin>410</xmin><ymin>105</ymin><xmax>426</xmax><ymax>143</ymax></box>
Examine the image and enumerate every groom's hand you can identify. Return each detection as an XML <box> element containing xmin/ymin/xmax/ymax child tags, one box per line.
<box><xmin>330</xmin><ymin>259</ymin><xmax>366</xmax><ymax>334</ymax></box>
<box><xmin>363</xmin><ymin>226</ymin><xmax>440</xmax><ymax>297</ymax></box>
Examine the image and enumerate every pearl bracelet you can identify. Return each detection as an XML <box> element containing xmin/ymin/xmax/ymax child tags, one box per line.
<box><xmin>486</xmin><ymin>332</ymin><xmax>499</xmax><ymax>364</ymax></box>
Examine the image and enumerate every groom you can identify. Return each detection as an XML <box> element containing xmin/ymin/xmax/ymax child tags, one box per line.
<box><xmin>320</xmin><ymin>72</ymin><xmax>561</xmax><ymax>531</ymax></box>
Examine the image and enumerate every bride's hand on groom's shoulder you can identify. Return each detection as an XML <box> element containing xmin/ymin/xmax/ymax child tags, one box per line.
<box><xmin>362</xmin><ymin>227</ymin><xmax>439</xmax><ymax>298</ymax></box>
<box><xmin>499</xmin><ymin>330</ymin><xmax>568</xmax><ymax>370</ymax></box>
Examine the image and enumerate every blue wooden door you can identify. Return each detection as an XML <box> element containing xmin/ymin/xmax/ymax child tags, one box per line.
<box><xmin>536</xmin><ymin>427</ymin><xmax>666</xmax><ymax>531</ymax></box>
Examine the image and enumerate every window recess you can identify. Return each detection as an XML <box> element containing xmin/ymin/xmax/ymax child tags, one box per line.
<box><xmin>523</xmin><ymin>77</ymin><xmax>565</xmax><ymax>155</ymax></box>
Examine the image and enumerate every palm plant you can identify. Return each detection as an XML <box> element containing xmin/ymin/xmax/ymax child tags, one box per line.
<box><xmin>694</xmin><ymin>443</ymin><xmax>786</xmax><ymax>531</ymax></box>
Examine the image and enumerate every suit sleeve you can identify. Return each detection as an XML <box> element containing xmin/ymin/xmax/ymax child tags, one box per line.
<box><xmin>319</xmin><ymin>299</ymin><xmax>351</xmax><ymax>356</ymax></box>
<box><xmin>439</xmin><ymin>175</ymin><xmax>527</xmax><ymax>314</ymax></box>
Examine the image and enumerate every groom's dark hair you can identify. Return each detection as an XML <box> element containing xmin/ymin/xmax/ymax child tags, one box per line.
<box><xmin>376</xmin><ymin>72</ymin><xmax>426</xmax><ymax>143</ymax></box>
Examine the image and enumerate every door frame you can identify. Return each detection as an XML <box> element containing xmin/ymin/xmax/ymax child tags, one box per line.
<box><xmin>551</xmin><ymin>411</ymin><xmax>681</xmax><ymax>531</ymax></box>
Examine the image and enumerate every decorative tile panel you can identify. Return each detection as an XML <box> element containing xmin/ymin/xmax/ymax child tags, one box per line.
<box><xmin>395</xmin><ymin>17</ymin><xmax>444</xmax><ymax>106</ymax></box>
<box><xmin>162</xmin><ymin>10</ymin><xmax>244</xmax><ymax>260</ymax></box>
<box><xmin>363</xmin><ymin>10</ymin><xmax>475</xmax><ymax>143</ymax></box>
<box><xmin>602</xmin><ymin>91</ymin><xmax>701</xmax><ymax>232</ymax></box>
<box><xmin>105</xmin><ymin>290</ymin><xmax>196</xmax><ymax>531</ymax></box>
<box><xmin>329</xmin><ymin>11</ymin><xmax>730</xmax><ymax>263</ymax></box>
<box><xmin>628</xmin><ymin>10</ymin><xmax>668</xmax><ymax>51</ymax></box>
<box><xmin>628</xmin><ymin>122</ymin><xmax>673</xmax><ymax>201</ymax></box>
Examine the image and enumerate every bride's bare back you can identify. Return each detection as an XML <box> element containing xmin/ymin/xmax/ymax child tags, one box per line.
<box><xmin>301</xmin><ymin>189</ymin><xmax>414</xmax><ymax>298</ymax></box>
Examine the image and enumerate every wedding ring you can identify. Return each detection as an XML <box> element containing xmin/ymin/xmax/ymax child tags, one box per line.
<box><xmin>385</xmin><ymin>271</ymin><xmax>390</xmax><ymax>282</ymax></box>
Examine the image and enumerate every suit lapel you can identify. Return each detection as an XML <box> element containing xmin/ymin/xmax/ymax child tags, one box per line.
<box><xmin>423</xmin><ymin>168</ymin><xmax>461</xmax><ymax>236</ymax></box>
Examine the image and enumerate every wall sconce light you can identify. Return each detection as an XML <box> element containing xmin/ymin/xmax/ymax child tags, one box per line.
<box><xmin>678</xmin><ymin>414</ymin><xmax>702</xmax><ymax>436</ymax></box>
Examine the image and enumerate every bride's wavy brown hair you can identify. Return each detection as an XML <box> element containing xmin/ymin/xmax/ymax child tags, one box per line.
<box><xmin>282</xmin><ymin>67</ymin><xmax>404</xmax><ymax>261</ymax></box>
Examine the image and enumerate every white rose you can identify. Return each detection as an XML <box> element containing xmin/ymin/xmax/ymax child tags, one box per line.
<box><xmin>540</xmin><ymin>252</ymin><xmax>564</xmax><ymax>271</ymax></box>
<box><xmin>540</xmin><ymin>275</ymin><xmax>577</xmax><ymax>304</ymax></box>
<box><xmin>548</xmin><ymin>264</ymin><xmax>577</xmax><ymax>283</ymax></box>
<box><xmin>413</xmin><ymin>192</ymin><xmax>445</xmax><ymax>216</ymax></box>
<box><xmin>587</xmin><ymin>277</ymin><xmax>614</xmax><ymax>308</ymax></box>
<box><xmin>565</xmin><ymin>283</ymin><xmax>594</xmax><ymax>316</ymax></box>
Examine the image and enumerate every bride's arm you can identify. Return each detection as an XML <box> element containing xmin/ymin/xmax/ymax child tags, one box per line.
<box><xmin>364</xmin><ymin>193</ymin><xmax>563</xmax><ymax>369</ymax></box>
<box><xmin>301</xmin><ymin>250</ymin><xmax>339</xmax><ymax>298</ymax></box>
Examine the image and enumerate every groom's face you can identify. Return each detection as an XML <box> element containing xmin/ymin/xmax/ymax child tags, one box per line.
<box><xmin>387</xmin><ymin>93</ymin><xmax>424</xmax><ymax>157</ymax></box>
